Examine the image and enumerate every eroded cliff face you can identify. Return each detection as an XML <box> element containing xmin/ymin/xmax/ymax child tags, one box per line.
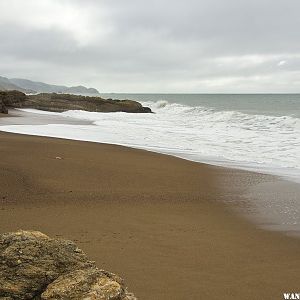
<box><xmin>0</xmin><ymin>230</ymin><xmax>136</xmax><ymax>300</ymax></box>
<box><xmin>0</xmin><ymin>91</ymin><xmax>152</xmax><ymax>114</ymax></box>
<box><xmin>0</xmin><ymin>90</ymin><xmax>27</xmax><ymax>114</ymax></box>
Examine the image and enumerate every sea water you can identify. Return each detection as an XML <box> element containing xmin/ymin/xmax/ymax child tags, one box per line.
<box><xmin>1</xmin><ymin>94</ymin><xmax>299</xmax><ymax>182</ymax></box>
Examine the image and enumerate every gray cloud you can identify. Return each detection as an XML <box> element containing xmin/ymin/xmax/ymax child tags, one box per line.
<box><xmin>0</xmin><ymin>0</ymin><xmax>300</xmax><ymax>92</ymax></box>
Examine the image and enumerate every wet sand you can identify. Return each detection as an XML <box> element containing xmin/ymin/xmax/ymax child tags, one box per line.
<box><xmin>0</xmin><ymin>109</ymin><xmax>92</xmax><ymax>125</ymax></box>
<box><xmin>0</xmin><ymin>131</ymin><xmax>300</xmax><ymax>299</ymax></box>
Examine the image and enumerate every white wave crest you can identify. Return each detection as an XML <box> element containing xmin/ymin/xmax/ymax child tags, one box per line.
<box><xmin>2</xmin><ymin>102</ymin><xmax>300</xmax><ymax>182</ymax></box>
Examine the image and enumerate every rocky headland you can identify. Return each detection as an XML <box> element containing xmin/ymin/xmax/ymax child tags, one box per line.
<box><xmin>0</xmin><ymin>230</ymin><xmax>136</xmax><ymax>300</ymax></box>
<box><xmin>0</xmin><ymin>90</ymin><xmax>151</xmax><ymax>114</ymax></box>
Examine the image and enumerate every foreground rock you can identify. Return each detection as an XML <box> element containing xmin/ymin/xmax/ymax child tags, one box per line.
<box><xmin>0</xmin><ymin>230</ymin><xmax>136</xmax><ymax>300</ymax></box>
<box><xmin>0</xmin><ymin>90</ymin><xmax>151</xmax><ymax>114</ymax></box>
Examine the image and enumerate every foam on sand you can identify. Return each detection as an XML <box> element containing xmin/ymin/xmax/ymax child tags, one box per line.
<box><xmin>1</xmin><ymin>101</ymin><xmax>299</xmax><ymax>183</ymax></box>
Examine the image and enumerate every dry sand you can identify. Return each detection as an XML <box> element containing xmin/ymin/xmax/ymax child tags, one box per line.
<box><xmin>0</xmin><ymin>131</ymin><xmax>300</xmax><ymax>299</ymax></box>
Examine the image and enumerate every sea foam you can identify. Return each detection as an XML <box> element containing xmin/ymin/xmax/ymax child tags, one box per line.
<box><xmin>1</xmin><ymin>100</ymin><xmax>300</xmax><ymax>182</ymax></box>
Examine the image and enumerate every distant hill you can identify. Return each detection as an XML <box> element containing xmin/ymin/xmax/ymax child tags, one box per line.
<box><xmin>0</xmin><ymin>76</ymin><xmax>34</xmax><ymax>93</ymax></box>
<box><xmin>0</xmin><ymin>76</ymin><xmax>100</xmax><ymax>95</ymax></box>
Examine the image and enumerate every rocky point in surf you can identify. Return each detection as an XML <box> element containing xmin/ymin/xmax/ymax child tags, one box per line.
<box><xmin>0</xmin><ymin>90</ymin><xmax>152</xmax><ymax>114</ymax></box>
<box><xmin>0</xmin><ymin>230</ymin><xmax>136</xmax><ymax>300</ymax></box>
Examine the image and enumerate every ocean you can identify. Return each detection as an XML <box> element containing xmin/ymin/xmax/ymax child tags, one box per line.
<box><xmin>102</xmin><ymin>93</ymin><xmax>300</xmax><ymax>118</ymax></box>
<box><xmin>1</xmin><ymin>93</ymin><xmax>300</xmax><ymax>182</ymax></box>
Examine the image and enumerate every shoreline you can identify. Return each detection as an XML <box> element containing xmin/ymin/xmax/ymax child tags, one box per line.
<box><xmin>2</xmin><ymin>108</ymin><xmax>300</xmax><ymax>185</ymax></box>
<box><xmin>1</xmin><ymin>109</ymin><xmax>300</xmax><ymax>235</ymax></box>
<box><xmin>1</xmin><ymin>131</ymin><xmax>300</xmax><ymax>299</ymax></box>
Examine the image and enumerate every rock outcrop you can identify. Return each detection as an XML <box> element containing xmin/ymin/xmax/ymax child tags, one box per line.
<box><xmin>0</xmin><ymin>91</ymin><xmax>152</xmax><ymax>114</ymax></box>
<box><xmin>0</xmin><ymin>230</ymin><xmax>136</xmax><ymax>300</ymax></box>
<box><xmin>24</xmin><ymin>93</ymin><xmax>152</xmax><ymax>113</ymax></box>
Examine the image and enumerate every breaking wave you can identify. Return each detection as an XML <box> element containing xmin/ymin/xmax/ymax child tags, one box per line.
<box><xmin>1</xmin><ymin>100</ymin><xmax>300</xmax><ymax>182</ymax></box>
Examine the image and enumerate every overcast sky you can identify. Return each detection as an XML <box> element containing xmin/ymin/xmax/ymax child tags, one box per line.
<box><xmin>0</xmin><ymin>0</ymin><xmax>300</xmax><ymax>93</ymax></box>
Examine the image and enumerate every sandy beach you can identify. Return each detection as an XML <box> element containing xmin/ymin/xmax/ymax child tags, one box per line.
<box><xmin>1</xmin><ymin>131</ymin><xmax>300</xmax><ymax>299</ymax></box>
